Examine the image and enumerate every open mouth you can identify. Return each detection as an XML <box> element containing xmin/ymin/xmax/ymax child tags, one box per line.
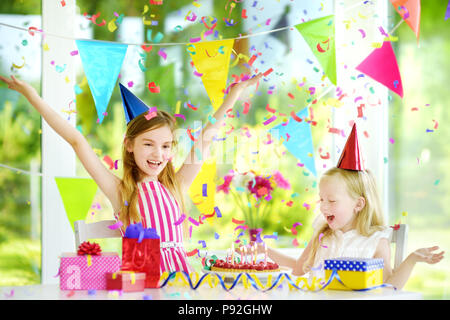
<box><xmin>147</xmin><ymin>160</ymin><xmax>162</xmax><ymax>168</ymax></box>
<box><xmin>326</xmin><ymin>215</ymin><xmax>335</xmax><ymax>223</ymax></box>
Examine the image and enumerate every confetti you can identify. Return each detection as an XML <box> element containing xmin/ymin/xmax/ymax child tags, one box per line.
<box><xmin>214</xmin><ymin>206</ymin><xmax>222</xmax><ymax>218</ymax></box>
<box><xmin>263</xmin><ymin>115</ymin><xmax>277</xmax><ymax>126</ymax></box>
<box><xmin>186</xmin><ymin>248</ymin><xmax>198</xmax><ymax>257</ymax></box>
<box><xmin>319</xmin><ymin>233</ymin><xmax>328</xmax><ymax>248</ymax></box>
<box><xmin>174</xmin><ymin>113</ymin><xmax>186</xmax><ymax>121</ymax></box>
<box><xmin>232</xmin><ymin>218</ymin><xmax>245</xmax><ymax>224</ymax></box>
<box><xmin>108</xmin><ymin>220</ymin><xmax>123</xmax><ymax>230</ymax></box>
<box><xmin>174</xmin><ymin>213</ymin><xmax>186</xmax><ymax>226</ymax></box>
<box><xmin>188</xmin><ymin>216</ymin><xmax>200</xmax><ymax>226</ymax></box>
<box><xmin>148</xmin><ymin>82</ymin><xmax>160</xmax><ymax>93</ymax></box>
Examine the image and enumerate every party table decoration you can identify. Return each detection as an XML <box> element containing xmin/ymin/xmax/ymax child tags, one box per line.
<box><xmin>59</xmin><ymin>242</ymin><xmax>121</xmax><ymax>290</ymax></box>
<box><xmin>121</xmin><ymin>223</ymin><xmax>161</xmax><ymax>288</ymax></box>
<box><xmin>324</xmin><ymin>257</ymin><xmax>384</xmax><ymax>290</ymax></box>
<box><xmin>216</xmin><ymin>169</ymin><xmax>291</xmax><ymax>240</ymax></box>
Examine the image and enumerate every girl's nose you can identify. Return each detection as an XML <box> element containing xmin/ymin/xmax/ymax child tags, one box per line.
<box><xmin>151</xmin><ymin>147</ymin><xmax>163</xmax><ymax>159</ymax></box>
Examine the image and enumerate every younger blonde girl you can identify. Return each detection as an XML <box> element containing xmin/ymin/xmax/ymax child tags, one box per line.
<box><xmin>261</xmin><ymin>167</ymin><xmax>444</xmax><ymax>290</ymax></box>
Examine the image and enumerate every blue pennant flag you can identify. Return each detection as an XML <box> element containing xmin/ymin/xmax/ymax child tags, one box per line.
<box><xmin>269</xmin><ymin>107</ymin><xmax>317</xmax><ymax>176</ymax></box>
<box><xmin>76</xmin><ymin>40</ymin><xmax>128</xmax><ymax>124</ymax></box>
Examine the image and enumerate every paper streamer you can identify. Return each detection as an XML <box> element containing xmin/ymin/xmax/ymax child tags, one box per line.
<box><xmin>158</xmin><ymin>270</ymin><xmax>394</xmax><ymax>292</ymax></box>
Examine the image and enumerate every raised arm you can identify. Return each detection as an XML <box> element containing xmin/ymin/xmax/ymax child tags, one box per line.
<box><xmin>0</xmin><ymin>75</ymin><xmax>122</xmax><ymax>211</ymax></box>
<box><xmin>176</xmin><ymin>73</ymin><xmax>264</xmax><ymax>190</ymax></box>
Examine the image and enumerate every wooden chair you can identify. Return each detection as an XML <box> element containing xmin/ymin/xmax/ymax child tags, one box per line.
<box><xmin>391</xmin><ymin>224</ymin><xmax>408</xmax><ymax>269</ymax></box>
<box><xmin>74</xmin><ymin>219</ymin><xmax>122</xmax><ymax>249</ymax></box>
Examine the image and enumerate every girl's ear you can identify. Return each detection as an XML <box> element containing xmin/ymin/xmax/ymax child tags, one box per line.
<box><xmin>124</xmin><ymin>137</ymin><xmax>133</xmax><ymax>153</ymax></box>
<box><xmin>355</xmin><ymin>196</ymin><xmax>366</xmax><ymax>213</ymax></box>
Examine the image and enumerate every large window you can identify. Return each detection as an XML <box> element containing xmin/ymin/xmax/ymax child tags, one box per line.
<box><xmin>0</xmin><ymin>2</ymin><xmax>42</xmax><ymax>285</ymax></box>
<box><xmin>2</xmin><ymin>0</ymin><xmax>447</xmax><ymax>299</ymax></box>
<box><xmin>388</xmin><ymin>2</ymin><xmax>450</xmax><ymax>299</ymax></box>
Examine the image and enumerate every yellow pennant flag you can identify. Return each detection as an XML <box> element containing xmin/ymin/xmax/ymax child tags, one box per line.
<box><xmin>187</xmin><ymin>39</ymin><xmax>234</xmax><ymax>110</ymax></box>
<box><xmin>188</xmin><ymin>159</ymin><xmax>216</xmax><ymax>220</ymax></box>
<box><xmin>55</xmin><ymin>177</ymin><xmax>98</xmax><ymax>232</ymax></box>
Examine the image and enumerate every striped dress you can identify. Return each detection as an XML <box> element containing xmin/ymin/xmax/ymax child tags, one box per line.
<box><xmin>116</xmin><ymin>179</ymin><xmax>192</xmax><ymax>274</ymax></box>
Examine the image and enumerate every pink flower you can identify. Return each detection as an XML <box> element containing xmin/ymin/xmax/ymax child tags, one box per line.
<box><xmin>217</xmin><ymin>174</ymin><xmax>234</xmax><ymax>194</ymax></box>
<box><xmin>247</xmin><ymin>176</ymin><xmax>273</xmax><ymax>199</ymax></box>
<box><xmin>273</xmin><ymin>170</ymin><xmax>291</xmax><ymax>190</ymax></box>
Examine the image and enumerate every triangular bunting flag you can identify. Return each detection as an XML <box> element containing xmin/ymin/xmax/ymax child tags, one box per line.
<box><xmin>55</xmin><ymin>177</ymin><xmax>98</xmax><ymax>232</ymax></box>
<box><xmin>269</xmin><ymin>108</ymin><xmax>317</xmax><ymax>177</ymax></box>
<box><xmin>390</xmin><ymin>0</ymin><xmax>421</xmax><ymax>41</ymax></box>
<box><xmin>295</xmin><ymin>15</ymin><xmax>337</xmax><ymax>85</ymax></box>
<box><xmin>76</xmin><ymin>40</ymin><xmax>128</xmax><ymax>123</ymax></box>
<box><xmin>446</xmin><ymin>0</ymin><xmax>450</xmax><ymax>20</ymax></box>
<box><xmin>356</xmin><ymin>41</ymin><xmax>403</xmax><ymax>98</ymax></box>
<box><xmin>187</xmin><ymin>39</ymin><xmax>234</xmax><ymax>110</ymax></box>
<box><xmin>188</xmin><ymin>159</ymin><xmax>217</xmax><ymax>219</ymax></box>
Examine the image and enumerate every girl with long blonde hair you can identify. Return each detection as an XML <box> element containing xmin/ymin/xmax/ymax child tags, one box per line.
<box><xmin>1</xmin><ymin>72</ymin><xmax>263</xmax><ymax>273</ymax></box>
<box><xmin>260</xmin><ymin>165</ymin><xmax>444</xmax><ymax>289</ymax></box>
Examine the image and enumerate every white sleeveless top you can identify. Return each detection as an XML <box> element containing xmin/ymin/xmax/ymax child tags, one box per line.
<box><xmin>309</xmin><ymin>214</ymin><xmax>392</xmax><ymax>280</ymax></box>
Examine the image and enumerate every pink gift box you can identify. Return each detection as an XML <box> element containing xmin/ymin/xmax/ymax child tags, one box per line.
<box><xmin>59</xmin><ymin>252</ymin><xmax>121</xmax><ymax>290</ymax></box>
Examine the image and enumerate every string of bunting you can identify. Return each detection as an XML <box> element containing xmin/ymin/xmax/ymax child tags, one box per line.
<box><xmin>158</xmin><ymin>270</ymin><xmax>395</xmax><ymax>292</ymax></box>
<box><xmin>0</xmin><ymin>0</ymin><xmax>369</xmax><ymax>47</ymax></box>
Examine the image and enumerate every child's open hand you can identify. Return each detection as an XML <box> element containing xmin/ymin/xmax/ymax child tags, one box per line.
<box><xmin>230</xmin><ymin>72</ymin><xmax>264</xmax><ymax>92</ymax></box>
<box><xmin>412</xmin><ymin>246</ymin><xmax>444</xmax><ymax>264</ymax></box>
<box><xmin>0</xmin><ymin>75</ymin><xmax>36</xmax><ymax>97</ymax></box>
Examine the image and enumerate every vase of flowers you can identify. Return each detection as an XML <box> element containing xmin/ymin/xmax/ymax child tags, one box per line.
<box><xmin>217</xmin><ymin>169</ymin><xmax>291</xmax><ymax>241</ymax></box>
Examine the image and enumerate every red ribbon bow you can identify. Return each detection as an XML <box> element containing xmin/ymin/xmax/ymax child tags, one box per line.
<box><xmin>77</xmin><ymin>241</ymin><xmax>102</xmax><ymax>256</ymax></box>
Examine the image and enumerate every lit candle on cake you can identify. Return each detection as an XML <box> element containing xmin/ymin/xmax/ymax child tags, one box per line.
<box><xmin>239</xmin><ymin>246</ymin><xmax>244</xmax><ymax>264</ymax></box>
<box><xmin>231</xmin><ymin>242</ymin><xmax>235</xmax><ymax>264</ymax></box>
<box><xmin>243</xmin><ymin>246</ymin><xmax>247</xmax><ymax>264</ymax></box>
<box><xmin>264</xmin><ymin>242</ymin><xmax>267</xmax><ymax>265</ymax></box>
<box><xmin>253</xmin><ymin>243</ymin><xmax>257</xmax><ymax>265</ymax></box>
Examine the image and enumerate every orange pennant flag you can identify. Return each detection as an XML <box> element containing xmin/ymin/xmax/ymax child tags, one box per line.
<box><xmin>390</xmin><ymin>0</ymin><xmax>421</xmax><ymax>42</ymax></box>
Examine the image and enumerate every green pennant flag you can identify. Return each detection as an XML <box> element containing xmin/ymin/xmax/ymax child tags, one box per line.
<box><xmin>295</xmin><ymin>15</ymin><xmax>337</xmax><ymax>85</ymax></box>
<box><xmin>55</xmin><ymin>177</ymin><xmax>98</xmax><ymax>232</ymax></box>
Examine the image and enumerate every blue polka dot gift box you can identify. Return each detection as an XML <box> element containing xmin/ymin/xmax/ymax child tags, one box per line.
<box><xmin>324</xmin><ymin>258</ymin><xmax>384</xmax><ymax>290</ymax></box>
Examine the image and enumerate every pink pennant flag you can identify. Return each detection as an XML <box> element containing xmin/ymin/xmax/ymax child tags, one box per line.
<box><xmin>356</xmin><ymin>41</ymin><xmax>403</xmax><ymax>98</ymax></box>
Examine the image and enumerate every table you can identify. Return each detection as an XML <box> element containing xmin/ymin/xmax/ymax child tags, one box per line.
<box><xmin>0</xmin><ymin>249</ymin><xmax>422</xmax><ymax>300</ymax></box>
<box><xmin>0</xmin><ymin>282</ymin><xmax>422</xmax><ymax>300</ymax></box>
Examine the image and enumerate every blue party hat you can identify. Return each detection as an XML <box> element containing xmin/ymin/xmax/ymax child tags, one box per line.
<box><xmin>119</xmin><ymin>83</ymin><xmax>150</xmax><ymax>124</ymax></box>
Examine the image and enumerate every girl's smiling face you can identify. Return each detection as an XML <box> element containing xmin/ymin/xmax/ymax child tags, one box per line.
<box><xmin>319</xmin><ymin>175</ymin><xmax>363</xmax><ymax>232</ymax></box>
<box><xmin>127</xmin><ymin>125</ymin><xmax>174</xmax><ymax>181</ymax></box>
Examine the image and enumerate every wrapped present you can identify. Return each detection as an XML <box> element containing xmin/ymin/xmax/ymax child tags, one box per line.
<box><xmin>121</xmin><ymin>223</ymin><xmax>160</xmax><ymax>288</ymax></box>
<box><xmin>106</xmin><ymin>271</ymin><xmax>146</xmax><ymax>292</ymax></box>
<box><xmin>59</xmin><ymin>242</ymin><xmax>121</xmax><ymax>290</ymax></box>
<box><xmin>324</xmin><ymin>257</ymin><xmax>384</xmax><ymax>290</ymax></box>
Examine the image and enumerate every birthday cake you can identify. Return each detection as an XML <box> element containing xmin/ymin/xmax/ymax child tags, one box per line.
<box><xmin>210</xmin><ymin>259</ymin><xmax>280</xmax><ymax>273</ymax></box>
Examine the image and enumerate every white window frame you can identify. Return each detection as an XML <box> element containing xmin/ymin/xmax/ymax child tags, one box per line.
<box><xmin>41</xmin><ymin>0</ymin><xmax>77</xmax><ymax>284</ymax></box>
<box><xmin>334</xmin><ymin>0</ymin><xmax>389</xmax><ymax>222</ymax></box>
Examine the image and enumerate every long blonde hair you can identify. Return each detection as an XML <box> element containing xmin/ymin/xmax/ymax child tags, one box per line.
<box><xmin>118</xmin><ymin>110</ymin><xmax>187</xmax><ymax>236</ymax></box>
<box><xmin>304</xmin><ymin>167</ymin><xmax>385</xmax><ymax>273</ymax></box>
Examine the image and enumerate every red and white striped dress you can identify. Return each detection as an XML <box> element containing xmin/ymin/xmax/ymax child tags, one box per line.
<box><xmin>116</xmin><ymin>180</ymin><xmax>192</xmax><ymax>274</ymax></box>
